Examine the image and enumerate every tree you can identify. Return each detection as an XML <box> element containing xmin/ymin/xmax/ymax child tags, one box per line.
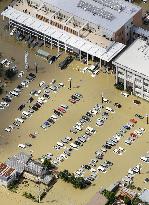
<box><xmin>5</xmin><ymin>68</ymin><xmax>17</xmax><ymax>79</ymax></box>
<box><xmin>124</xmin><ymin>196</ymin><xmax>131</xmax><ymax>205</ymax></box>
<box><xmin>0</xmin><ymin>86</ymin><xmax>3</xmax><ymax>94</ymax></box>
<box><xmin>43</xmin><ymin>158</ymin><xmax>54</xmax><ymax>169</ymax></box>
<box><xmin>102</xmin><ymin>190</ymin><xmax>116</xmax><ymax>204</ymax></box>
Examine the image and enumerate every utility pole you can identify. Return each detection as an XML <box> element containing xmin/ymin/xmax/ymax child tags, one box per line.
<box><xmin>25</xmin><ymin>50</ymin><xmax>29</xmax><ymax>70</ymax></box>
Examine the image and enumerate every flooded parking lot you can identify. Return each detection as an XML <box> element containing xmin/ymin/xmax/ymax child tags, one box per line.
<box><xmin>0</xmin><ymin>1</ymin><xmax>149</xmax><ymax>205</ymax></box>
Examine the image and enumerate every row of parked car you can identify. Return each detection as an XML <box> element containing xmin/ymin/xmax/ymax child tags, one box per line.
<box><xmin>125</xmin><ymin>127</ymin><xmax>145</xmax><ymax>145</ymax></box>
<box><xmin>121</xmin><ymin>164</ymin><xmax>142</xmax><ymax>186</ymax></box>
<box><xmin>70</xmin><ymin>103</ymin><xmax>103</xmax><ymax>134</ymax></box>
<box><xmin>68</xmin><ymin>93</ymin><xmax>83</xmax><ymax>104</ymax></box>
<box><xmin>0</xmin><ymin>73</ymin><xmax>36</xmax><ymax>110</ymax></box>
<box><xmin>102</xmin><ymin>120</ymin><xmax>135</xmax><ymax>150</ymax></box>
<box><xmin>41</xmin><ymin>104</ymin><xmax>69</xmax><ymax>130</ymax></box>
<box><xmin>4</xmin><ymin>79</ymin><xmax>64</xmax><ymax>132</ymax></box>
<box><xmin>10</xmin><ymin>27</ymin><xmax>44</xmax><ymax>48</ymax></box>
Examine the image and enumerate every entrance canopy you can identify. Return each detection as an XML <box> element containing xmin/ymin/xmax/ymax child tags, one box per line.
<box><xmin>1</xmin><ymin>7</ymin><xmax>125</xmax><ymax>62</ymax></box>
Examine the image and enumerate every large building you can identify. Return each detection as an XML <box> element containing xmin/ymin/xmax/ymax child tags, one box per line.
<box><xmin>113</xmin><ymin>38</ymin><xmax>149</xmax><ymax>101</ymax></box>
<box><xmin>1</xmin><ymin>0</ymin><xmax>141</xmax><ymax>67</ymax></box>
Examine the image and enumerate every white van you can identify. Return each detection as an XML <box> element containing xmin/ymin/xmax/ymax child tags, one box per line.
<box><xmin>18</xmin><ymin>144</ymin><xmax>26</xmax><ymax>149</ymax></box>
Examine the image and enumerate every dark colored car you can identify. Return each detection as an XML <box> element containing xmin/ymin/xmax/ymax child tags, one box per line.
<box><xmin>30</xmin><ymin>40</ymin><xmax>38</xmax><ymax>48</ymax></box>
<box><xmin>54</xmin><ymin>109</ymin><xmax>63</xmax><ymax>117</ymax></box>
<box><xmin>24</xmin><ymin>34</ymin><xmax>30</xmax><ymax>42</ymax></box>
<box><xmin>18</xmin><ymin>104</ymin><xmax>25</xmax><ymax>111</ymax></box>
<box><xmin>48</xmin><ymin>56</ymin><xmax>57</xmax><ymax>64</ymax></box>
<box><xmin>47</xmin><ymin>118</ymin><xmax>55</xmax><ymax>124</ymax></box>
<box><xmin>29</xmin><ymin>73</ymin><xmax>36</xmax><ymax>78</ymax></box>
<box><xmin>28</xmin><ymin>37</ymin><xmax>34</xmax><ymax>46</ymax></box>
<box><xmin>82</xmin><ymin>115</ymin><xmax>90</xmax><ymax>122</ymax></box>
<box><xmin>38</xmin><ymin>40</ymin><xmax>44</xmax><ymax>47</ymax></box>
<box><xmin>134</xmin><ymin>100</ymin><xmax>141</xmax><ymax>105</ymax></box>
<box><xmin>59</xmin><ymin>56</ymin><xmax>73</xmax><ymax>69</ymax></box>
<box><xmin>2</xmin><ymin>97</ymin><xmax>11</xmax><ymax>102</ymax></box>
<box><xmin>114</xmin><ymin>103</ymin><xmax>122</xmax><ymax>108</ymax></box>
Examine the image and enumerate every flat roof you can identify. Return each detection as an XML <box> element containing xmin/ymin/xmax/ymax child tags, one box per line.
<box><xmin>0</xmin><ymin>162</ymin><xmax>15</xmax><ymax>178</ymax></box>
<box><xmin>1</xmin><ymin>7</ymin><xmax>125</xmax><ymax>62</ymax></box>
<box><xmin>42</xmin><ymin>0</ymin><xmax>141</xmax><ymax>33</ymax></box>
<box><xmin>113</xmin><ymin>38</ymin><xmax>149</xmax><ymax>78</ymax></box>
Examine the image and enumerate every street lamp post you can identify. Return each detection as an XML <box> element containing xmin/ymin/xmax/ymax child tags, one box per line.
<box><xmin>101</xmin><ymin>92</ymin><xmax>104</xmax><ymax>104</ymax></box>
<box><xmin>37</xmin><ymin>177</ymin><xmax>41</xmax><ymax>203</ymax></box>
<box><xmin>68</xmin><ymin>78</ymin><xmax>72</xmax><ymax>90</ymax></box>
<box><xmin>146</xmin><ymin>114</ymin><xmax>149</xmax><ymax>125</ymax></box>
<box><xmin>35</xmin><ymin>62</ymin><xmax>38</xmax><ymax>73</ymax></box>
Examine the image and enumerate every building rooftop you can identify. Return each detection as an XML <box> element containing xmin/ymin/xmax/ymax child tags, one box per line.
<box><xmin>139</xmin><ymin>190</ymin><xmax>149</xmax><ymax>203</ymax></box>
<box><xmin>113</xmin><ymin>38</ymin><xmax>149</xmax><ymax>78</ymax></box>
<box><xmin>5</xmin><ymin>152</ymin><xmax>31</xmax><ymax>174</ymax></box>
<box><xmin>1</xmin><ymin>6</ymin><xmax>125</xmax><ymax>62</ymax></box>
<box><xmin>0</xmin><ymin>162</ymin><xmax>16</xmax><ymax>180</ymax></box>
<box><xmin>42</xmin><ymin>0</ymin><xmax>141</xmax><ymax>34</ymax></box>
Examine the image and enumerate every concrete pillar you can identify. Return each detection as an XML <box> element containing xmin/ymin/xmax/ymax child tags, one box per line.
<box><xmin>116</xmin><ymin>66</ymin><xmax>118</xmax><ymax>84</ymax></box>
<box><xmin>141</xmin><ymin>79</ymin><xmax>144</xmax><ymax>98</ymax></box>
<box><xmin>92</xmin><ymin>55</ymin><xmax>94</xmax><ymax>61</ymax></box>
<box><xmin>9</xmin><ymin>19</ymin><xmax>11</xmax><ymax>31</ymax></box>
<box><xmin>100</xmin><ymin>58</ymin><xmax>102</xmax><ymax>69</ymax></box>
<box><xmin>132</xmin><ymin>75</ymin><xmax>135</xmax><ymax>93</ymax></box>
<box><xmin>124</xmin><ymin>69</ymin><xmax>127</xmax><ymax>90</ymax></box>
<box><xmin>87</xmin><ymin>53</ymin><xmax>89</xmax><ymax>65</ymax></box>
<box><xmin>3</xmin><ymin>15</ymin><xmax>4</xmax><ymax>21</ymax></box>
<box><xmin>58</xmin><ymin>40</ymin><xmax>60</xmax><ymax>53</ymax></box>
<box><xmin>65</xmin><ymin>44</ymin><xmax>67</xmax><ymax>53</ymax></box>
<box><xmin>80</xmin><ymin>50</ymin><xmax>81</xmax><ymax>61</ymax></box>
<box><xmin>43</xmin><ymin>35</ymin><xmax>45</xmax><ymax>46</ymax></box>
<box><xmin>51</xmin><ymin>37</ymin><xmax>53</xmax><ymax>49</ymax></box>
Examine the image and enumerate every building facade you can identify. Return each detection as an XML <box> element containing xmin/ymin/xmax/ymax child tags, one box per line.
<box><xmin>113</xmin><ymin>39</ymin><xmax>149</xmax><ymax>101</ymax></box>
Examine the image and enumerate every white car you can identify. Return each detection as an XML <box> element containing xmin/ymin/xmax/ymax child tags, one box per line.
<box><xmin>121</xmin><ymin>92</ymin><xmax>129</xmax><ymax>97</ymax></box>
<box><xmin>70</xmin><ymin>143</ymin><xmax>78</xmax><ymax>149</ymax></box>
<box><xmin>5</xmin><ymin>128</ymin><xmax>11</xmax><ymax>132</ymax></box>
<box><xmin>39</xmin><ymin>81</ymin><xmax>45</xmax><ymax>87</ymax></box>
<box><xmin>10</xmin><ymin>27</ymin><xmax>17</xmax><ymax>36</ymax></box>
<box><xmin>22</xmin><ymin>111</ymin><xmax>31</xmax><ymax>117</ymax></box>
<box><xmin>106</xmin><ymin>107</ymin><xmax>115</xmax><ymax>113</ymax></box>
<box><xmin>0</xmin><ymin>104</ymin><xmax>4</xmax><ymax>110</ymax></box>
<box><xmin>1</xmin><ymin>101</ymin><xmax>9</xmax><ymax>107</ymax></box>
<box><xmin>34</xmin><ymin>90</ymin><xmax>41</xmax><ymax>96</ymax></box>
<box><xmin>74</xmin><ymin>125</ymin><xmax>82</xmax><ymax>131</ymax></box>
<box><xmin>0</xmin><ymin>58</ymin><xmax>8</xmax><ymax>65</ymax></box>
<box><xmin>86</xmin><ymin>126</ymin><xmax>96</xmax><ymax>134</ymax></box>
<box><xmin>15</xmin><ymin>118</ymin><xmax>24</xmax><ymax>123</ymax></box>
<box><xmin>9</xmin><ymin>91</ymin><xmax>19</xmax><ymax>97</ymax></box>
<box><xmin>97</xmin><ymin>165</ymin><xmax>106</xmax><ymax>173</ymax></box>
<box><xmin>18</xmin><ymin>144</ymin><xmax>26</xmax><ymax>149</ymax></box>
<box><xmin>57</xmin><ymin>142</ymin><xmax>64</xmax><ymax>147</ymax></box>
<box><xmin>140</xmin><ymin>156</ymin><xmax>149</xmax><ymax>162</ymax></box>
<box><xmin>18</xmin><ymin>71</ymin><xmax>24</xmax><ymax>78</ymax></box>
